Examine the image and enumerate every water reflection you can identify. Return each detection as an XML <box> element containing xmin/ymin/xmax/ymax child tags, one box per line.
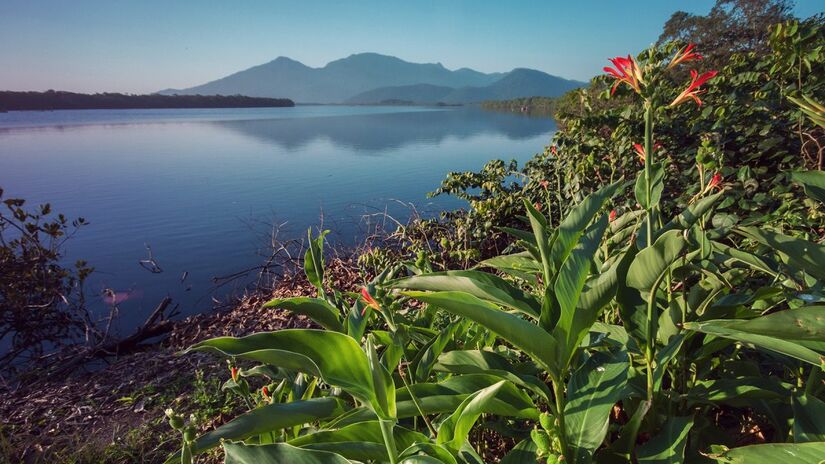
<box><xmin>212</xmin><ymin>108</ymin><xmax>554</xmax><ymax>152</ymax></box>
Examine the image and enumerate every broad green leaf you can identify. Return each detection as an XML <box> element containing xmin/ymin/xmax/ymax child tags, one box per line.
<box><xmin>403</xmin><ymin>291</ymin><xmax>559</xmax><ymax>374</ymax></box>
<box><xmin>554</xmin><ymin>215</ymin><xmax>609</xmax><ymax>367</ymax></box>
<box><xmin>289</xmin><ymin>422</ymin><xmax>428</xmax><ymax>462</ymax></box>
<box><xmin>683</xmin><ymin>319</ymin><xmax>825</xmax><ymax>367</ymax></box>
<box><xmin>391</xmin><ymin>270</ymin><xmax>540</xmax><ymax>318</ymax></box>
<box><xmin>437</xmin><ymin>381</ymin><xmax>507</xmax><ymax>452</ymax></box>
<box><xmin>637</xmin><ymin>415</ymin><xmax>694</xmax><ymax>463</ymax></box>
<box><xmin>627</xmin><ymin>229</ymin><xmax>686</xmax><ymax>296</ymax></box>
<box><xmin>635</xmin><ymin>161</ymin><xmax>665</xmax><ymax>209</ymax></box>
<box><xmin>479</xmin><ymin>252</ymin><xmax>542</xmax><ymax>276</ymax></box>
<box><xmin>707</xmin><ymin>442</ymin><xmax>825</xmax><ymax>463</ymax></box>
<box><xmin>397</xmin><ymin>374</ymin><xmax>538</xmax><ymax>419</ymax></box>
<box><xmin>224</xmin><ymin>442</ymin><xmax>351</xmax><ymax>464</ymax></box>
<box><xmin>191</xmin><ymin>398</ymin><xmax>346</xmax><ymax>454</ymax></box>
<box><xmin>791</xmin><ymin>171</ymin><xmax>825</xmax><ymax>204</ymax></box>
<box><xmin>686</xmin><ymin>377</ymin><xmax>792</xmax><ymax>406</ymax></box>
<box><xmin>564</xmin><ymin>350</ymin><xmax>630</xmax><ymax>464</ymax></box>
<box><xmin>577</xmin><ymin>254</ymin><xmax>621</xmax><ymax>315</ymax></box>
<box><xmin>703</xmin><ymin>306</ymin><xmax>825</xmax><ymax>341</ymax></box>
<box><xmin>712</xmin><ymin>241</ymin><xmax>779</xmax><ymax>276</ymax></box>
<box><xmin>499</xmin><ymin>439</ymin><xmax>539</xmax><ymax>464</ymax></box>
<box><xmin>736</xmin><ymin>227</ymin><xmax>825</xmax><ymax>281</ymax></box>
<box><xmin>657</xmin><ymin>191</ymin><xmax>723</xmax><ymax>240</ymax></box>
<box><xmin>792</xmin><ymin>394</ymin><xmax>825</xmax><ymax>443</ymax></box>
<box><xmin>414</xmin><ymin>322</ymin><xmax>459</xmax><ymax>381</ymax></box>
<box><xmin>551</xmin><ymin>180</ymin><xmax>622</xmax><ymax>271</ymax></box>
<box><xmin>188</xmin><ymin>329</ymin><xmax>379</xmax><ymax>413</ymax></box>
<box><xmin>399</xmin><ymin>443</ymin><xmax>458</xmax><ymax>464</ymax></box>
<box><xmin>262</xmin><ymin>297</ymin><xmax>343</xmax><ymax>332</ymax></box>
<box><xmin>434</xmin><ymin>350</ymin><xmax>551</xmax><ymax>400</ymax></box>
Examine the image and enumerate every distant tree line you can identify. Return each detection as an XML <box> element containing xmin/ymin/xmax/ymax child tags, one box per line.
<box><xmin>480</xmin><ymin>96</ymin><xmax>556</xmax><ymax>117</ymax></box>
<box><xmin>0</xmin><ymin>90</ymin><xmax>294</xmax><ymax>111</ymax></box>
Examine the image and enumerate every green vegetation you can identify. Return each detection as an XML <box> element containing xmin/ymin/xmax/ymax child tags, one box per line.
<box><xmin>480</xmin><ymin>96</ymin><xmax>556</xmax><ymax>117</ymax></box>
<box><xmin>0</xmin><ymin>90</ymin><xmax>294</xmax><ymax>111</ymax></box>
<box><xmin>163</xmin><ymin>12</ymin><xmax>825</xmax><ymax>463</ymax></box>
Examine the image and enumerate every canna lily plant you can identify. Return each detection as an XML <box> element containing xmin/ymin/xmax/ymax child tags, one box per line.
<box><xmin>163</xmin><ymin>40</ymin><xmax>825</xmax><ymax>464</ymax></box>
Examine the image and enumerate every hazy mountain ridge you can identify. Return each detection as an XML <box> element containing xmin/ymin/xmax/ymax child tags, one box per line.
<box><xmin>160</xmin><ymin>53</ymin><xmax>584</xmax><ymax>104</ymax></box>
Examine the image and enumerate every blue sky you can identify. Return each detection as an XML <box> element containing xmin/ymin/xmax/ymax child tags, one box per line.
<box><xmin>0</xmin><ymin>1</ymin><xmax>821</xmax><ymax>93</ymax></box>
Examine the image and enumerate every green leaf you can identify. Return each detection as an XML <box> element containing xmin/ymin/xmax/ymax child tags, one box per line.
<box><xmin>479</xmin><ymin>252</ymin><xmax>543</xmax><ymax>276</ymax></box>
<box><xmin>414</xmin><ymin>323</ymin><xmax>459</xmax><ymax>382</ymax></box>
<box><xmin>391</xmin><ymin>270</ymin><xmax>541</xmax><ymax>319</ymax></box>
<box><xmin>434</xmin><ymin>350</ymin><xmax>551</xmax><ymax>400</ymax></box>
<box><xmin>564</xmin><ymin>350</ymin><xmax>630</xmax><ymax>464</ymax></box>
<box><xmin>188</xmin><ymin>329</ymin><xmax>380</xmax><ymax>414</ymax></box>
<box><xmin>397</xmin><ymin>374</ymin><xmax>539</xmax><ymax>419</ymax></box>
<box><xmin>289</xmin><ymin>421</ymin><xmax>428</xmax><ymax>462</ymax></box>
<box><xmin>304</xmin><ymin>229</ymin><xmax>329</xmax><ymax>295</ymax></box>
<box><xmin>524</xmin><ymin>199</ymin><xmax>554</xmax><ymax>284</ymax></box>
<box><xmin>262</xmin><ymin>297</ymin><xmax>343</xmax><ymax>332</ymax></box>
<box><xmin>635</xmin><ymin>161</ymin><xmax>665</xmax><ymax>209</ymax></box>
<box><xmin>224</xmin><ymin>442</ymin><xmax>351</xmax><ymax>464</ymax></box>
<box><xmin>792</xmin><ymin>170</ymin><xmax>825</xmax><ymax>204</ymax></box>
<box><xmin>398</xmin><ymin>443</ymin><xmax>458</xmax><ymax>464</ymax></box>
<box><xmin>551</xmin><ymin>180</ymin><xmax>622</xmax><ymax>272</ymax></box>
<box><xmin>499</xmin><ymin>439</ymin><xmax>539</xmax><ymax>464</ymax></box>
<box><xmin>657</xmin><ymin>191</ymin><xmax>723</xmax><ymax>240</ymax></box>
<box><xmin>366</xmin><ymin>336</ymin><xmax>396</xmax><ymax>419</ymax></box>
<box><xmin>637</xmin><ymin>416</ymin><xmax>694</xmax><ymax>463</ymax></box>
<box><xmin>736</xmin><ymin>227</ymin><xmax>825</xmax><ymax>281</ymax></box>
<box><xmin>403</xmin><ymin>291</ymin><xmax>558</xmax><ymax>375</ymax></box>
<box><xmin>707</xmin><ymin>442</ymin><xmax>825</xmax><ymax>463</ymax></box>
<box><xmin>627</xmin><ymin>230</ymin><xmax>686</xmax><ymax>296</ymax></box>
<box><xmin>683</xmin><ymin>312</ymin><xmax>825</xmax><ymax>367</ymax></box>
<box><xmin>793</xmin><ymin>394</ymin><xmax>825</xmax><ymax>443</ymax></box>
<box><xmin>437</xmin><ymin>380</ymin><xmax>507</xmax><ymax>453</ymax></box>
<box><xmin>190</xmin><ymin>398</ymin><xmax>346</xmax><ymax>454</ymax></box>
<box><xmin>554</xmin><ymin>215</ymin><xmax>609</xmax><ymax>367</ymax></box>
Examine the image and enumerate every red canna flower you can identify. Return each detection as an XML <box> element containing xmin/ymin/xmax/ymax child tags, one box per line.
<box><xmin>550</xmin><ymin>145</ymin><xmax>558</xmax><ymax>156</ymax></box>
<box><xmin>230</xmin><ymin>367</ymin><xmax>239</xmax><ymax>383</ymax></box>
<box><xmin>670</xmin><ymin>70</ymin><xmax>718</xmax><ymax>107</ymax></box>
<box><xmin>539</xmin><ymin>179</ymin><xmax>550</xmax><ymax>190</ymax></box>
<box><xmin>261</xmin><ymin>386</ymin><xmax>271</xmax><ymax>400</ymax></box>
<box><xmin>609</xmin><ymin>210</ymin><xmax>618</xmax><ymax>223</ymax></box>
<box><xmin>668</xmin><ymin>43</ymin><xmax>703</xmax><ymax>69</ymax></box>
<box><xmin>360</xmin><ymin>287</ymin><xmax>380</xmax><ymax>316</ymax></box>
<box><xmin>604</xmin><ymin>55</ymin><xmax>644</xmax><ymax>95</ymax></box>
<box><xmin>534</xmin><ymin>202</ymin><xmax>542</xmax><ymax>211</ymax></box>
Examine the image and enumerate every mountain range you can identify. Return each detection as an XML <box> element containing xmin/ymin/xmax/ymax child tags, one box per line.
<box><xmin>159</xmin><ymin>53</ymin><xmax>585</xmax><ymax>104</ymax></box>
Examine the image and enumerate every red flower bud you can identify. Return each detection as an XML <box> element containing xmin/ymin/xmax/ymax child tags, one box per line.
<box><xmin>609</xmin><ymin>210</ymin><xmax>618</xmax><ymax>223</ymax></box>
<box><xmin>230</xmin><ymin>367</ymin><xmax>239</xmax><ymax>383</ymax></box>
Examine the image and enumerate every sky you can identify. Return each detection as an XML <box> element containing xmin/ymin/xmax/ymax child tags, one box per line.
<box><xmin>0</xmin><ymin>1</ymin><xmax>821</xmax><ymax>94</ymax></box>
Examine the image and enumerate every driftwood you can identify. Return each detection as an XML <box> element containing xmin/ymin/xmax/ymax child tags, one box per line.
<box><xmin>30</xmin><ymin>297</ymin><xmax>179</xmax><ymax>378</ymax></box>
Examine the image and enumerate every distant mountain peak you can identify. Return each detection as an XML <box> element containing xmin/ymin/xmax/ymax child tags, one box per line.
<box><xmin>159</xmin><ymin>53</ymin><xmax>584</xmax><ymax>103</ymax></box>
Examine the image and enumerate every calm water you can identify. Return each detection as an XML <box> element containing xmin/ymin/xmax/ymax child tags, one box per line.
<box><xmin>0</xmin><ymin>106</ymin><xmax>554</xmax><ymax>332</ymax></box>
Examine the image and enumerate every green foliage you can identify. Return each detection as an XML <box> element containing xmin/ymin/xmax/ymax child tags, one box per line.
<box><xmin>167</xmin><ymin>24</ymin><xmax>825</xmax><ymax>464</ymax></box>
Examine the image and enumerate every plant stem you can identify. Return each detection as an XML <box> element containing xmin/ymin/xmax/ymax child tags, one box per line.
<box><xmin>379</xmin><ymin>419</ymin><xmax>399</xmax><ymax>464</ymax></box>
<box><xmin>552</xmin><ymin>380</ymin><xmax>570</xmax><ymax>460</ymax></box>
<box><xmin>644</xmin><ymin>101</ymin><xmax>654</xmax><ymax>248</ymax></box>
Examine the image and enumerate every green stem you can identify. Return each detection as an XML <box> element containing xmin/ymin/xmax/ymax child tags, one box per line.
<box><xmin>379</xmin><ymin>419</ymin><xmax>399</xmax><ymax>464</ymax></box>
<box><xmin>644</xmin><ymin>101</ymin><xmax>654</xmax><ymax>247</ymax></box>
<box><xmin>552</xmin><ymin>380</ymin><xmax>570</xmax><ymax>460</ymax></box>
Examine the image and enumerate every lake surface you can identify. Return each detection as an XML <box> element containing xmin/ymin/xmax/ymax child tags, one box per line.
<box><xmin>0</xmin><ymin>106</ymin><xmax>555</xmax><ymax>332</ymax></box>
